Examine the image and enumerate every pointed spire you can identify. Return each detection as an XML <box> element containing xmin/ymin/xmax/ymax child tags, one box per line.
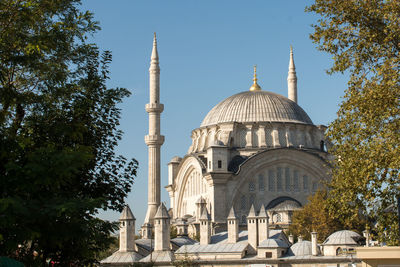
<box><xmin>154</xmin><ymin>203</ymin><xmax>169</xmax><ymax>219</ymax></box>
<box><xmin>258</xmin><ymin>204</ymin><xmax>268</xmax><ymax>218</ymax></box>
<box><xmin>287</xmin><ymin>45</ymin><xmax>298</xmax><ymax>103</ymax></box>
<box><xmin>249</xmin><ymin>65</ymin><xmax>262</xmax><ymax>91</ymax></box>
<box><xmin>289</xmin><ymin>45</ymin><xmax>295</xmax><ymax>70</ymax></box>
<box><xmin>150</xmin><ymin>32</ymin><xmax>159</xmax><ymax>65</ymax></box>
<box><xmin>196</xmin><ymin>196</ymin><xmax>207</xmax><ymax>204</ymax></box>
<box><xmin>120</xmin><ymin>205</ymin><xmax>135</xmax><ymax>220</ymax></box>
<box><xmin>227</xmin><ymin>206</ymin><xmax>237</xmax><ymax>219</ymax></box>
<box><xmin>200</xmin><ymin>207</ymin><xmax>210</xmax><ymax>220</ymax></box>
<box><xmin>248</xmin><ymin>204</ymin><xmax>257</xmax><ymax>217</ymax></box>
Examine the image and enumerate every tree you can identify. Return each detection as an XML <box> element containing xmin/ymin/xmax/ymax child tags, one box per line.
<box><xmin>307</xmin><ymin>0</ymin><xmax>400</xmax><ymax>244</ymax></box>
<box><xmin>0</xmin><ymin>0</ymin><xmax>138</xmax><ymax>265</ymax></box>
<box><xmin>289</xmin><ymin>190</ymin><xmax>345</xmax><ymax>242</ymax></box>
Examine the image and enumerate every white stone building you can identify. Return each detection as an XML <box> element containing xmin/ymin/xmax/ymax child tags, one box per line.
<box><xmin>100</xmin><ymin>35</ymin><xmax>371</xmax><ymax>267</ymax></box>
<box><xmin>165</xmin><ymin>47</ymin><xmax>332</xmax><ymax>235</ymax></box>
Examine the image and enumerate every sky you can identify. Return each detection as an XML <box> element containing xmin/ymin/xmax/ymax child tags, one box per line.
<box><xmin>80</xmin><ymin>0</ymin><xmax>349</xmax><ymax>228</ymax></box>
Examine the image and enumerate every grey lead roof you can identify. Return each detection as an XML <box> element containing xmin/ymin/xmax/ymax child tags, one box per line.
<box><xmin>287</xmin><ymin>240</ymin><xmax>316</xmax><ymax>256</ymax></box>
<box><xmin>171</xmin><ymin>236</ymin><xmax>198</xmax><ymax>247</ymax></box>
<box><xmin>259</xmin><ymin>238</ymin><xmax>290</xmax><ymax>248</ymax></box>
<box><xmin>200</xmin><ymin>91</ymin><xmax>313</xmax><ymax>127</ymax></box>
<box><xmin>323</xmin><ymin>230</ymin><xmax>361</xmax><ymax>245</ymax></box>
<box><xmin>100</xmin><ymin>251</ymin><xmax>143</xmax><ymax>264</ymax></box>
<box><xmin>140</xmin><ymin>250</ymin><xmax>175</xmax><ymax>263</ymax></box>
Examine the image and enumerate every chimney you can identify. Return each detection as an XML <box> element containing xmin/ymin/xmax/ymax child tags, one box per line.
<box><xmin>227</xmin><ymin>207</ymin><xmax>239</xmax><ymax>243</ymax></box>
<box><xmin>200</xmin><ymin>207</ymin><xmax>211</xmax><ymax>245</ymax></box>
<box><xmin>311</xmin><ymin>232</ymin><xmax>318</xmax><ymax>256</ymax></box>
<box><xmin>289</xmin><ymin>234</ymin><xmax>294</xmax><ymax>244</ymax></box>
<box><xmin>247</xmin><ymin>204</ymin><xmax>258</xmax><ymax>254</ymax></box>
<box><xmin>257</xmin><ymin>204</ymin><xmax>269</xmax><ymax>244</ymax></box>
<box><xmin>298</xmin><ymin>235</ymin><xmax>303</xmax><ymax>242</ymax></box>
<box><xmin>363</xmin><ymin>228</ymin><xmax>370</xmax><ymax>247</ymax></box>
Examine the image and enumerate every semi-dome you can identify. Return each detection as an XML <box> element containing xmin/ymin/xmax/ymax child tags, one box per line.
<box><xmin>200</xmin><ymin>91</ymin><xmax>313</xmax><ymax>127</ymax></box>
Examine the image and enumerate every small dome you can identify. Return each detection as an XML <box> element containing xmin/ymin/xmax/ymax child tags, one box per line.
<box><xmin>288</xmin><ymin>241</ymin><xmax>320</xmax><ymax>256</ymax></box>
<box><xmin>259</xmin><ymin>238</ymin><xmax>289</xmax><ymax>248</ymax></box>
<box><xmin>200</xmin><ymin>91</ymin><xmax>313</xmax><ymax>127</ymax></box>
<box><xmin>323</xmin><ymin>230</ymin><xmax>361</xmax><ymax>245</ymax></box>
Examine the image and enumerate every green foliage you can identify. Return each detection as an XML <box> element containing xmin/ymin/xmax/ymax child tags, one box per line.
<box><xmin>289</xmin><ymin>190</ymin><xmax>347</xmax><ymax>242</ymax></box>
<box><xmin>94</xmin><ymin>235</ymin><xmax>119</xmax><ymax>262</ymax></box>
<box><xmin>0</xmin><ymin>0</ymin><xmax>138</xmax><ymax>264</ymax></box>
<box><xmin>170</xmin><ymin>225</ymin><xmax>178</xmax><ymax>239</ymax></box>
<box><xmin>173</xmin><ymin>252</ymin><xmax>198</xmax><ymax>267</ymax></box>
<box><xmin>307</xmin><ymin>0</ymin><xmax>400</xmax><ymax>244</ymax></box>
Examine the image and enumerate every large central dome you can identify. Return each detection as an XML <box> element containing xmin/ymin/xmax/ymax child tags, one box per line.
<box><xmin>200</xmin><ymin>91</ymin><xmax>313</xmax><ymax>127</ymax></box>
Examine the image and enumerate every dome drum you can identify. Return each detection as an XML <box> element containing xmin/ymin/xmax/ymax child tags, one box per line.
<box><xmin>188</xmin><ymin>121</ymin><xmax>325</xmax><ymax>154</ymax></box>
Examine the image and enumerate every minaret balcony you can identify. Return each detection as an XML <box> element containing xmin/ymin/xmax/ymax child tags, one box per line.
<box><xmin>145</xmin><ymin>134</ymin><xmax>165</xmax><ymax>145</ymax></box>
<box><xmin>145</xmin><ymin>103</ymin><xmax>164</xmax><ymax>113</ymax></box>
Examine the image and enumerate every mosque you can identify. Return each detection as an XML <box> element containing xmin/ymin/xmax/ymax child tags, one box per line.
<box><xmin>100</xmin><ymin>35</ymin><xmax>372</xmax><ymax>266</ymax></box>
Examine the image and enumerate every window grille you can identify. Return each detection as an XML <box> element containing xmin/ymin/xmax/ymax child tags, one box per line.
<box><xmin>268</xmin><ymin>170</ymin><xmax>275</xmax><ymax>191</ymax></box>
<box><xmin>285</xmin><ymin>167</ymin><xmax>291</xmax><ymax>192</ymax></box>
<box><xmin>240</xmin><ymin>195</ymin><xmax>246</xmax><ymax>210</ymax></box>
<box><xmin>249</xmin><ymin>194</ymin><xmax>255</xmax><ymax>206</ymax></box>
<box><xmin>249</xmin><ymin>181</ymin><xmax>256</xmax><ymax>192</ymax></box>
<box><xmin>293</xmin><ymin>170</ymin><xmax>299</xmax><ymax>191</ymax></box>
<box><xmin>303</xmin><ymin>175</ymin><xmax>309</xmax><ymax>191</ymax></box>
<box><xmin>258</xmin><ymin>174</ymin><xmax>265</xmax><ymax>191</ymax></box>
<box><xmin>277</xmin><ymin>167</ymin><xmax>283</xmax><ymax>191</ymax></box>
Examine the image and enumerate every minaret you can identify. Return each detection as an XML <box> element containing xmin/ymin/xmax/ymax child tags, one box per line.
<box><xmin>144</xmin><ymin>33</ymin><xmax>164</xmax><ymax>226</ymax></box>
<box><xmin>287</xmin><ymin>46</ymin><xmax>298</xmax><ymax>103</ymax></box>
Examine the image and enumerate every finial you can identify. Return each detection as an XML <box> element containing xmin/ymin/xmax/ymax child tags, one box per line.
<box><xmin>153</xmin><ymin>32</ymin><xmax>157</xmax><ymax>45</ymax></box>
<box><xmin>249</xmin><ymin>65</ymin><xmax>262</xmax><ymax>91</ymax></box>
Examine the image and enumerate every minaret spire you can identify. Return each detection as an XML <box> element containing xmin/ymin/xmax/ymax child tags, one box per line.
<box><xmin>249</xmin><ymin>65</ymin><xmax>262</xmax><ymax>91</ymax></box>
<box><xmin>287</xmin><ymin>45</ymin><xmax>298</xmax><ymax>103</ymax></box>
<box><xmin>143</xmin><ymin>33</ymin><xmax>164</xmax><ymax>231</ymax></box>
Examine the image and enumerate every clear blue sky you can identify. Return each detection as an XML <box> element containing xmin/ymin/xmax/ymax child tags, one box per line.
<box><xmin>81</xmin><ymin>0</ymin><xmax>348</xmax><ymax>228</ymax></box>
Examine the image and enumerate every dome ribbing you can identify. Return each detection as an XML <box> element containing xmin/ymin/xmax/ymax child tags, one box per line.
<box><xmin>200</xmin><ymin>91</ymin><xmax>313</xmax><ymax>127</ymax></box>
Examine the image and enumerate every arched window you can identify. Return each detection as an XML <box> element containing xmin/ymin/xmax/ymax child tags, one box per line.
<box><xmin>277</xmin><ymin>167</ymin><xmax>283</xmax><ymax>191</ymax></box>
<box><xmin>312</xmin><ymin>181</ymin><xmax>318</xmax><ymax>192</ymax></box>
<box><xmin>249</xmin><ymin>194</ymin><xmax>255</xmax><ymax>206</ymax></box>
<box><xmin>258</xmin><ymin>174</ymin><xmax>265</xmax><ymax>191</ymax></box>
<box><xmin>303</xmin><ymin>175</ymin><xmax>309</xmax><ymax>191</ymax></box>
<box><xmin>285</xmin><ymin>167</ymin><xmax>291</xmax><ymax>192</ymax></box>
<box><xmin>293</xmin><ymin>170</ymin><xmax>299</xmax><ymax>191</ymax></box>
<box><xmin>249</xmin><ymin>181</ymin><xmax>255</xmax><ymax>192</ymax></box>
<box><xmin>268</xmin><ymin>170</ymin><xmax>275</xmax><ymax>191</ymax></box>
<box><xmin>278</xmin><ymin>129</ymin><xmax>286</xmax><ymax>147</ymax></box>
<box><xmin>240</xmin><ymin>195</ymin><xmax>246</xmax><ymax>210</ymax></box>
<box><xmin>241</xmin><ymin>215</ymin><xmax>247</xmax><ymax>224</ymax></box>
<box><xmin>274</xmin><ymin>213</ymin><xmax>282</xmax><ymax>223</ymax></box>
